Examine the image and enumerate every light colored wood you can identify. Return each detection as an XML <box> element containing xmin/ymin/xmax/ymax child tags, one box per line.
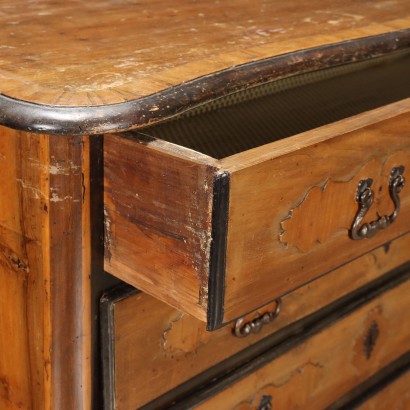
<box><xmin>223</xmin><ymin>100</ymin><xmax>410</xmax><ymax>322</ymax></box>
<box><xmin>357</xmin><ymin>370</ymin><xmax>410</xmax><ymax>410</ymax></box>
<box><xmin>0</xmin><ymin>0</ymin><xmax>408</xmax><ymax>106</ymax></box>
<box><xmin>109</xmin><ymin>234</ymin><xmax>410</xmax><ymax>409</ymax></box>
<box><xmin>194</xmin><ymin>277</ymin><xmax>410</xmax><ymax>410</ymax></box>
<box><xmin>0</xmin><ymin>126</ymin><xmax>91</xmax><ymax>409</ymax></box>
<box><xmin>104</xmin><ymin>97</ymin><xmax>410</xmax><ymax>324</ymax></box>
<box><xmin>104</xmin><ymin>133</ymin><xmax>216</xmax><ymax>321</ymax></box>
<box><xmin>219</xmin><ymin>99</ymin><xmax>410</xmax><ymax>170</ymax></box>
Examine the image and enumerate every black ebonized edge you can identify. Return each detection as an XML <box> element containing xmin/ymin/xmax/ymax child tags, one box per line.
<box><xmin>0</xmin><ymin>30</ymin><xmax>409</xmax><ymax>136</ymax></box>
<box><xmin>207</xmin><ymin>171</ymin><xmax>230</xmax><ymax>331</ymax></box>
<box><xmin>89</xmin><ymin>135</ymin><xmax>123</xmax><ymax>410</ymax></box>
<box><xmin>162</xmin><ymin>262</ymin><xmax>410</xmax><ymax>409</ymax></box>
<box><xmin>327</xmin><ymin>351</ymin><xmax>410</xmax><ymax>409</ymax></box>
<box><xmin>100</xmin><ymin>283</ymin><xmax>140</xmax><ymax>410</ymax></box>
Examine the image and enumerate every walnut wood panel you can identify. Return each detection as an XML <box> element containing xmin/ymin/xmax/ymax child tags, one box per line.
<box><xmin>104</xmin><ymin>98</ymin><xmax>410</xmax><ymax>327</ymax></box>
<box><xmin>192</xmin><ymin>277</ymin><xmax>410</xmax><ymax>410</ymax></box>
<box><xmin>0</xmin><ymin>0</ymin><xmax>409</xmax><ymax>109</ymax></box>
<box><xmin>103</xmin><ymin>234</ymin><xmax>410</xmax><ymax>410</ymax></box>
<box><xmin>1</xmin><ymin>33</ymin><xmax>409</xmax><ymax>137</ymax></box>
<box><xmin>357</xmin><ymin>369</ymin><xmax>410</xmax><ymax>410</ymax></box>
<box><xmin>0</xmin><ymin>127</ymin><xmax>91</xmax><ymax>409</ymax></box>
<box><xmin>222</xmin><ymin>99</ymin><xmax>410</xmax><ymax>322</ymax></box>
<box><xmin>104</xmin><ymin>133</ymin><xmax>216</xmax><ymax>321</ymax></box>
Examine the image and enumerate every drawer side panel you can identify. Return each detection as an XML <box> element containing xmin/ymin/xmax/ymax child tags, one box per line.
<box><xmin>103</xmin><ymin>134</ymin><xmax>216</xmax><ymax>321</ymax></box>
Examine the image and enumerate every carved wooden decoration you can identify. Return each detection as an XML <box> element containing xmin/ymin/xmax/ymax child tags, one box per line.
<box><xmin>280</xmin><ymin>152</ymin><xmax>410</xmax><ymax>252</ymax></box>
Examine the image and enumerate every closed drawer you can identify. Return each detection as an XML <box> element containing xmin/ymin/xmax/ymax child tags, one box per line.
<box><xmin>174</xmin><ymin>269</ymin><xmax>410</xmax><ymax>409</ymax></box>
<box><xmin>355</xmin><ymin>367</ymin><xmax>410</xmax><ymax>410</ymax></box>
<box><xmin>101</xmin><ymin>234</ymin><xmax>410</xmax><ymax>410</ymax></box>
<box><xmin>104</xmin><ymin>51</ymin><xmax>410</xmax><ymax>328</ymax></box>
<box><xmin>328</xmin><ymin>351</ymin><xmax>410</xmax><ymax>409</ymax></box>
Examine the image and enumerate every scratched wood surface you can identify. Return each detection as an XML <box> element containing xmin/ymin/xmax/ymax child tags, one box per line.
<box><xmin>104</xmin><ymin>99</ymin><xmax>410</xmax><ymax>325</ymax></box>
<box><xmin>193</xmin><ymin>277</ymin><xmax>410</xmax><ymax>410</ymax></box>
<box><xmin>0</xmin><ymin>0</ymin><xmax>409</xmax><ymax>107</ymax></box>
<box><xmin>222</xmin><ymin>99</ymin><xmax>410</xmax><ymax>322</ymax></box>
<box><xmin>104</xmin><ymin>133</ymin><xmax>216</xmax><ymax>322</ymax></box>
<box><xmin>356</xmin><ymin>369</ymin><xmax>410</xmax><ymax>410</ymax></box>
<box><xmin>105</xmin><ymin>234</ymin><xmax>410</xmax><ymax>410</ymax></box>
<box><xmin>0</xmin><ymin>126</ymin><xmax>91</xmax><ymax>409</ymax></box>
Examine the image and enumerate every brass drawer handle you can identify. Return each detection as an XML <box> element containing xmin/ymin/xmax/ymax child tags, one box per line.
<box><xmin>233</xmin><ymin>299</ymin><xmax>282</xmax><ymax>338</ymax></box>
<box><xmin>350</xmin><ymin>166</ymin><xmax>405</xmax><ymax>240</ymax></box>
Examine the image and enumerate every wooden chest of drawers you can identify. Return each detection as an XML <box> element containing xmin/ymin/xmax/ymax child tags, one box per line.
<box><xmin>104</xmin><ymin>65</ymin><xmax>410</xmax><ymax>328</ymax></box>
<box><xmin>101</xmin><ymin>235</ymin><xmax>410</xmax><ymax>409</ymax></box>
<box><xmin>0</xmin><ymin>1</ymin><xmax>409</xmax><ymax>409</ymax></box>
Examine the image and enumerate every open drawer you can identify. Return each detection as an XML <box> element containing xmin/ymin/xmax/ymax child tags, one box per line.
<box><xmin>103</xmin><ymin>50</ymin><xmax>410</xmax><ymax>329</ymax></box>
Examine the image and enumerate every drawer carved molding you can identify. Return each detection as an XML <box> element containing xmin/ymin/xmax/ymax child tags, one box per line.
<box><xmin>280</xmin><ymin>152</ymin><xmax>410</xmax><ymax>253</ymax></box>
<box><xmin>350</xmin><ymin>166</ymin><xmax>405</xmax><ymax>240</ymax></box>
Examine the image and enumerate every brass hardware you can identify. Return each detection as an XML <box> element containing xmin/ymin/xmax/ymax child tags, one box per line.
<box><xmin>350</xmin><ymin>166</ymin><xmax>405</xmax><ymax>240</ymax></box>
<box><xmin>233</xmin><ymin>299</ymin><xmax>282</xmax><ymax>338</ymax></box>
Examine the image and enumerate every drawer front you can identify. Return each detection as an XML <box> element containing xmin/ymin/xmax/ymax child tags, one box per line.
<box><xmin>329</xmin><ymin>351</ymin><xmax>410</xmax><ymax>410</ymax></box>
<box><xmin>356</xmin><ymin>368</ymin><xmax>410</xmax><ymax>410</ymax></box>
<box><xmin>104</xmin><ymin>94</ymin><xmax>410</xmax><ymax>328</ymax></box>
<box><xmin>185</xmin><ymin>273</ymin><xmax>410</xmax><ymax>410</ymax></box>
<box><xmin>221</xmin><ymin>101</ymin><xmax>410</xmax><ymax>323</ymax></box>
<box><xmin>101</xmin><ymin>235</ymin><xmax>410</xmax><ymax>410</ymax></box>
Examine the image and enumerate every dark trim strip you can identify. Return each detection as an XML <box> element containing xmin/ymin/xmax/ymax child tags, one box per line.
<box><xmin>327</xmin><ymin>351</ymin><xmax>410</xmax><ymax>410</ymax></box>
<box><xmin>0</xmin><ymin>30</ymin><xmax>409</xmax><ymax>135</ymax></box>
<box><xmin>100</xmin><ymin>283</ymin><xmax>140</xmax><ymax>410</ymax></box>
<box><xmin>207</xmin><ymin>171</ymin><xmax>230</xmax><ymax>331</ymax></box>
<box><xmin>164</xmin><ymin>262</ymin><xmax>410</xmax><ymax>409</ymax></box>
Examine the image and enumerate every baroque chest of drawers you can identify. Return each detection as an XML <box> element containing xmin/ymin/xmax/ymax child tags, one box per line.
<box><xmin>0</xmin><ymin>1</ymin><xmax>409</xmax><ymax>409</ymax></box>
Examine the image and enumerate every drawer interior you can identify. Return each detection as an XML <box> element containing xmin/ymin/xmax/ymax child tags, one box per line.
<box><xmin>138</xmin><ymin>50</ymin><xmax>410</xmax><ymax>158</ymax></box>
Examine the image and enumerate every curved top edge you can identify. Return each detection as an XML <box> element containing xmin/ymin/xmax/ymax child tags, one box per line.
<box><xmin>1</xmin><ymin>29</ymin><xmax>409</xmax><ymax>136</ymax></box>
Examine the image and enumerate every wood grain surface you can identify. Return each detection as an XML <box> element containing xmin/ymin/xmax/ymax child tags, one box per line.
<box><xmin>193</xmin><ymin>277</ymin><xmax>410</xmax><ymax>409</ymax></box>
<box><xmin>357</xmin><ymin>369</ymin><xmax>410</xmax><ymax>410</ymax></box>
<box><xmin>104</xmin><ymin>98</ymin><xmax>410</xmax><ymax>325</ymax></box>
<box><xmin>0</xmin><ymin>0</ymin><xmax>409</xmax><ymax>108</ymax></box>
<box><xmin>105</xmin><ymin>234</ymin><xmax>410</xmax><ymax>410</ymax></box>
<box><xmin>223</xmin><ymin>99</ymin><xmax>410</xmax><ymax>322</ymax></box>
<box><xmin>104</xmin><ymin>133</ymin><xmax>216</xmax><ymax>322</ymax></box>
<box><xmin>0</xmin><ymin>127</ymin><xmax>91</xmax><ymax>409</ymax></box>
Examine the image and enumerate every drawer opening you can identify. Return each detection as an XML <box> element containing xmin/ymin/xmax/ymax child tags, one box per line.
<box><xmin>135</xmin><ymin>50</ymin><xmax>410</xmax><ymax>159</ymax></box>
